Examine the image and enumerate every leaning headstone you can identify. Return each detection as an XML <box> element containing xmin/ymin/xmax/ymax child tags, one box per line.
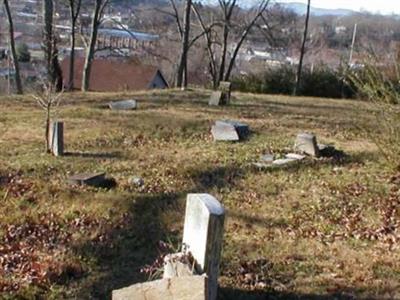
<box><xmin>68</xmin><ymin>172</ymin><xmax>106</xmax><ymax>187</ymax></box>
<box><xmin>219</xmin><ymin>81</ymin><xmax>232</xmax><ymax>105</ymax></box>
<box><xmin>211</xmin><ymin>120</ymin><xmax>249</xmax><ymax>141</ymax></box>
<box><xmin>209</xmin><ymin>91</ymin><xmax>223</xmax><ymax>106</ymax></box>
<box><xmin>109</xmin><ymin>99</ymin><xmax>137</xmax><ymax>110</ymax></box>
<box><xmin>182</xmin><ymin>194</ymin><xmax>225</xmax><ymax>300</ymax></box>
<box><xmin>49</xmin><ymin>121</ymin><xmax>64</xmax><ymax>156</ymax></box>
<box><xmin>112</xmin><ymin>275</ymin><xmax>207</xmax><ymax>300</ymax></box>
<box><xmin>294</xmin><ymin>133</ymin><xmax>319</xmax><ymax>157</ymax></box>
<box><xmin>211</xmin><ymin>122</ymin><xmax>239</xmax><ymax>141</ymax></box>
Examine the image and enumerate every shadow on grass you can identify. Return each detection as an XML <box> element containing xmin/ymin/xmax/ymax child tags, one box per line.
<box><xmin>219</xmin><ymin>287</ymin><xmax>360</xmax><ymax>300</ymax></box>
<box><xmin>64</xmin><ymin>151</ymin><xmax>122</xmax><ymax>159</ymax></box>
<box><xmin>75</xmin><ymin>192</ymin><xmax>185</xmax><ymax>299</ymax></box>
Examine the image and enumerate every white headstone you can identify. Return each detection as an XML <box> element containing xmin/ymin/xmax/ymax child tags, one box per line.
<box><xmin>182</xmin><ymin>194</ymin><xmax>225</xmax><ymax>300</ymax></box>
<box><xmin>50</xmin><ymin>121</ymin><xmax>64</xmax><ymax>156</ymax></box>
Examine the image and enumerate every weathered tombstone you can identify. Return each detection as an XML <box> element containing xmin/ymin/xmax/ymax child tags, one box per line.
<box><xmin>219</xmin><ymin>81</ymin><xmax>232</xmax><ymax>105</ymax></box>
<box><xmin>182</xmin><ymin>194</ymin><xmax>225</xmax><ymax>300</ymax></box>
<box><xmin>109</xmin><ymin>99</ymin><xmax>137</xmax><ymax>110</ymax></box>
<box><xmin>112</xmin><ymin>275</ymin><xmax>208</xmax><ymax>300</ymax></box>
<box><xmin>68</xmin><ymin>172</ymin><xmax>106</xmax><ymax>187</ymax></box>
<box><xmin>49</xmin><ymin>121</ymin><xmax>64</xmax><ymax>156</ymax></box>
<box><xmin>209</xmin><ymin>91</ymin><xmax>223</xmax><ymax>106</ymax></box>
<box><xmin>211</xmin><ymin>120</ymin><xmax>249</xmax><ymax>141</ymax></box>
<box><xmin>285</xmin><ymin>153</ymin><xmax>306</xmax><ymax>160</ymax></box>
<box><xmin>260</xmin><ymin>154</ymin><xmax>274</xmax><ymax>163</ymax></box>
<box><xmin>294</xmin><ymin>133</ymin><xmax>320</xmax><ymax>157</ymax></box>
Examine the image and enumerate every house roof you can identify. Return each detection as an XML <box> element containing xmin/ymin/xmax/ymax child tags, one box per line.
<box><xmin>60</xmin><ymin>57</ymin><xmax>168</xmax><ymax>92</ymax></box>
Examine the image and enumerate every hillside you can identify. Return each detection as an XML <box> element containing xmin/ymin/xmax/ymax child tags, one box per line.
<box><xmin>0</xmin><ymin>90</ymin><xmax>399</xmax><ymax>299</ymax></box>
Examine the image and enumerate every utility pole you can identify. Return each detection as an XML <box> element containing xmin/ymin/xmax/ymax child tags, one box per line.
<box><xmin>348</xmin><ymin>23</ymin><xmax>357</xmax><ymax>67</ymax></box>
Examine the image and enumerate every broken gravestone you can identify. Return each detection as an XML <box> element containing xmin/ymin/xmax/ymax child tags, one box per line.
<box><xmin>112</xmin><ymin>194</ymin><xmax>224</xmax><ymax>300</ymax></box>
<box><xmin>109</xmin><ymin>99</ymin><xmax>137</xmax><ymax>110</ymax></box>
<box><xmin>208</xmin><ymin>82</ymin><xmax>232</xmax><ymax>106</ymax></box>
<box><xmin>49</xmin><ymin>121</ymin><xmax>64</xmax><ymax>156</ymax></box>
<box><xmin>112</xmin><ymin>275</ymin><xmax>207</xmax><ymax>300</ymax></box>
<box><xmin>211</xmin><ymin>120</ymin><xmax>249</xmax><ymax>141</ymax></box>
<box><xmin>68</xmin><ymin>172</ymin><xmax>108</xmax><ymax>187</ymax></box>
<box><xmin>294</xmin><ymin>133</ymin><xmax>320</xmax><ymax>157</ymax></box>
<box><xmin>253</xmin><ymin>153</ymin><xmax>305</xmax><ymax>169</ymax></box>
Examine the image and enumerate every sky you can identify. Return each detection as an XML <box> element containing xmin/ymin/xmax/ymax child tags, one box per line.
<box><xmin>275</xmin><ymin>0</ymin><xmax>400</xmax><ymax>15</ymax></box>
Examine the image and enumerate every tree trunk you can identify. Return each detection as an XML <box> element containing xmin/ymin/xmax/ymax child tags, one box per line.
<box><xmin>3</xmin><ymin>0</ymin><xmax>23</xmax><ymax>94</ymax></box>
<box><xmin>69</xmin><ymin>21</ymin><xmax>76</xmax><ymax>91</ymax></box>
<box><xmin>176</xmin><ymin>0</ymin><xmax>192</xmax><ymax>89</ymax></box>
<box><xmin>43</xmin><ymin>0</ymin><xmax>53</xmax><ymax>82</ymax></box>
<box><xmin>82</xmin><ymin>1</ymin><xmax>102</xmax><ymax>92</ymax></box>
<box><xmin>294</xmin><ymin>0</ymin><xmax>311</xmax><ymax>96</ymax></box>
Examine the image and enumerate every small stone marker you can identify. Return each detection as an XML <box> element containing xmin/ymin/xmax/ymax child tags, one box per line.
<box><xmin>68</xmin><ymin>172</ymin><xmax>106</xmax><ymax>187</ymax></box>
<box><xmin>109</xmin><ymin>99</ymin><xmax>137</xmax><ymax>110</ymax></box>
<box><xmin>112</xmin><ymin>275</ymin><xmax>207</xmax><ymax>300</ymax></box>
<box><xmin>211</xmin><ymin>120</ymin><xmax>249</xmax><ymax>141</ymax></box>
<box><xmin>260</xmin><ymin>154</ymin><xmax>274</xmax><ymax>163</ymax></box>
<box><xmin>294</xmin><ymin>133</ymin><xmax>320</xmax><ymax>157</ymax></box>
<box><xmin>209</xmin><ymin>91</ymin><xmax>223</xmax><ymax>106</ymax></box>
<box><xmin>285</xmin><ymin>153</ymin><xmax>306</xmax><ymax>160</ymax></box>
<box><xmin>182</xmin><ymin>194</ymin><xmax>225</xmax><ymax>300</ymax></box>
<box><xmin>219</xmin><ymin>81</ymin><xmax>232</xmax><ymax>105</ymax></box>
<box><xmin>49</xmin><ymin>121</ymin><xmax>64</xmax><ymax>156</ymax></box>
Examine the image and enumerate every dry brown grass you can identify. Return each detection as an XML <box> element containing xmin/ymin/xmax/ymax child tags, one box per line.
<box><xmin>0</xmin><ymin>89</ymin><xmax>399</xmax><ymax>299</ymax></box>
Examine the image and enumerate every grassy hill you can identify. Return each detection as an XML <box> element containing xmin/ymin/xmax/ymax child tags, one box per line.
<box><xmin>0</xmin><ymin>89</ymin><xmax>399</xmax><ymax>299</ymax></box>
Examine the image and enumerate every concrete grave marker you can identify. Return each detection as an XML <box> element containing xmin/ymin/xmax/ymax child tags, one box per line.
<box><xmin>112</xmin><ymin>275</ymin><xmax>207</xmax><ymax>300</ymax></box>
<box><xmin>49</xmin><ymin>121</ymin><xmax>64</xmax><ymax>156</ymax></box>
<box><xmin>294</xmin><ymin>133</ymin><xmax>320</xmax><ymax>157</ymax></box>
<box><xmin>109</xmin><ymin>99</ymin><xmax>137</xmax><ymax>110</ymax></box>
<box><xmin>182</xmin><ymin>194</ymin><xmax>225</xmax><ymax>300</ymax></box>
<box><xmin>211</xmin><ymin>120</ymin><xmax>249</xmax><ymax>141</ymax></box>
<box><xmin>68</xmin><ymin>172</ymin><xmax>106</xmax><ymax>187</ymax></box>
<box><xmin>209</xmin><ymin>91</ymin><xmax>223</xmax><ymax>106</ymax></box>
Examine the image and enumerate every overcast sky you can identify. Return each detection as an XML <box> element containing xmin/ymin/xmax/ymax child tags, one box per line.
<box><xmin>275</xmin><ymin>0</ymin><xmax>400</xmax><ymax>14</ymax></box>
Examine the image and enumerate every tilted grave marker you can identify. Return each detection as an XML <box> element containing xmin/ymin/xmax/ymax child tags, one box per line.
<box><xmin>211</xmin><ymin>120</ymin><xmax>249</xmax><ymax>141</ymax></box>
<box><xmin>294</xmin><ymin>133</ymin><xmax>320</xmax><ymax>157</ymax></box>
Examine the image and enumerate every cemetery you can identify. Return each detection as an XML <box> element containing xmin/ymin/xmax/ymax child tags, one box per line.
<box><xmin>0</xmin><ymin>89</ymin><xmax>400</xmax><ymax>299</ymax></box>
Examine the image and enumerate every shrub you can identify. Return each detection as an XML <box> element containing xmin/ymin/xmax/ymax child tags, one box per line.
<box><xmin>232</xmin><ymin>64</ymin><xmax>355</xmax><ymax>99</ymax></box>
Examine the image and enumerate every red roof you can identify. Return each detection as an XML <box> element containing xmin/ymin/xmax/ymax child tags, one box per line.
<box><xmin>60</xmin><ymin>57</ymin><xmax>168</xmax><ymax>92</ymax></box>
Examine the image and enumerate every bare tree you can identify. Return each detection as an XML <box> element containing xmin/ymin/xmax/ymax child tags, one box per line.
<box><xmin>66</xmin><ymin>0</ymin><xmax>82</xmax><ymax>90</ymax></box>
<box><xmin>3</xmin><ymin>0</ymin><xmax>23</xmax><ymax>94</ymax></box>
<box><xmin>294</xmin><ymin>0</ymin><xmax>311</xmax><ymax>96</ymax></box>
<box><xmin>81</xmin><ymin>0</ymin><xmax>110</xmax><ymax>92</ymax></box>
<box><xmin>193</xmin><ymin>0</ymin><xmax>269</xmax><ymax>88</ymax></box>
<box><xmin>33</xmin><ymin>81</ymin><xmax>63</xmax><ymax>153</ymax></box>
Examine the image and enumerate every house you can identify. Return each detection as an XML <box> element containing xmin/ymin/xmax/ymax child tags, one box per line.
<box><xmin>60</xmin><ymin>57</ymin><xmax>169</xmax><ymax>92</ymax></box>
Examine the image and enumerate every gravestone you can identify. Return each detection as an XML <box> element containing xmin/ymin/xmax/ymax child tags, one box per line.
<box><xmin>219</xmin><ymin>81</ymin><xmax>232</xmax><ymax>105</ymax></box>
<box><xmin>49</xmin><ymin>121</ymin><xmax>64</xmax><ymax>156</ymax></box>
<box><xmin>109</xmin><ymin>99</ymin><xmax>137</xmax><ymax>110</ymax></box>
<box><xmin>209</xmin><ymin>91</ymin><xmax>223</xmax><ymax>106</ymax></box>
<box><xmin>211</xmin><ymin>120</ymin><xmax>249</xmax><ymax>141</ymax></box>
<box><xmin>68</xmin><ymin>172</ymin><xmax>106</xmax><ymax>187</ymax></box>
<box><xmin>112</xmin><ymin>275</ymin><xmax>207</xmax><ymax>300</ymax></box>
<box><xmin>182</xmin><ymin>194</ymin><xmax>225</xmax><ymax>300</ymax></box>
<box><xmin>294</xmin><ymin>133</ymin><xmax>320</xmax><ymax>157</ymax></box>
